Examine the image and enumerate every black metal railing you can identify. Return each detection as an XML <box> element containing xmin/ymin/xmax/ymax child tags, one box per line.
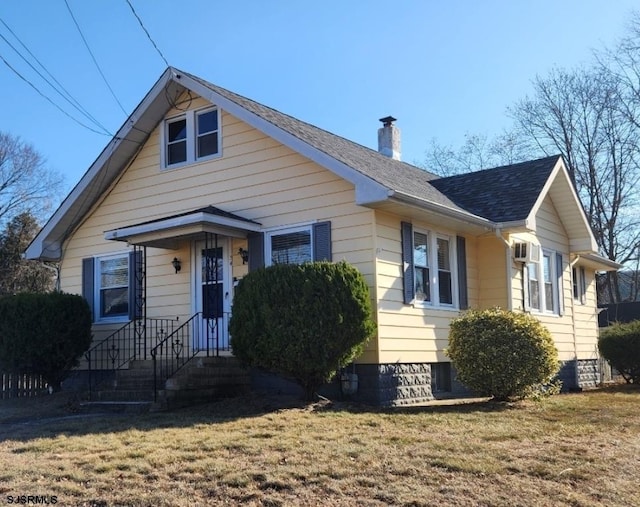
<box><xmin>85</xmin><ymin>318</ymin><xmax>177</xmax><ymax>398</ymax></box>
<box><xmin>151</xmin><ymin>312</ymin><xmax>231</xmax><ymax>400</ymax></box>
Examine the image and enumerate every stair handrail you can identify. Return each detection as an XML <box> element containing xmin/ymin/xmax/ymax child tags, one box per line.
<box><xmin>151</xmin><ymin>312</ymin><xmax>202</xmax><ymax>401</ymax></box>
<box><xmin>84</xmin><ymin>317</ymin><xmax>177</xmax><ymax>399</ymax></box>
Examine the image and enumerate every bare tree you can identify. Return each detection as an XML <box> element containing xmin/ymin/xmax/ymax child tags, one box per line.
<box><xmin>509</xmin><ymin>66</ymin><xmax>640</xmax><ymax>303</ymax></box>
<box><xmin>0</xmin><ymin>131</ymin><xmax>62</xmax><ymax>227</ymax></box>
<box><xmin>422</xmin><ymin>132</ymin><xmax>532</xmax><ymax>176</ymax></box>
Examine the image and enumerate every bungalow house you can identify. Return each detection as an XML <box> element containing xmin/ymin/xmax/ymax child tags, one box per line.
<box><xmin>26</xmin><ymin>67</ymin><xmax>620</xmax><ymax>406</ymax></box>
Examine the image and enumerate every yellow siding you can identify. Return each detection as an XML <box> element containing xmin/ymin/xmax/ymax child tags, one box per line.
<box><xmin>60</xmin><ymin>93</ymin><xmax>376</xmax><ymax>355</ymax></box>
<box><xmin>573</xmin><ymin>267</ymin><xmax>600</xmax><ymax>359</ymax></box>
<box><xmin>510</xmin><ymin>197</ymin><xmax>580</xmax><ymax>362</ymax></box>
<box><xmin>477</xmin><ymin>235</ymin><xmax>508</xmax><ymax>309</ymax></box>
<box><xmin>373</xmin><ymin>211</ymin><xmax>478</xmax><ymax>363</ymax></box>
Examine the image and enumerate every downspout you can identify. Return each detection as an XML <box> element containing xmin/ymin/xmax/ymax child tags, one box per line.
<box><xmin>495</xmin><ymin>229</ymin><xmax>513</xmax><ymax>311</ymax></box>
<box><xmin>569</xmin><ymin>255</ymin><xmax>581</xmax><ymax>389</ymax></box>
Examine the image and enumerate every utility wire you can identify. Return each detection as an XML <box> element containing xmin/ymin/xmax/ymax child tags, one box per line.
<box><xmin>64</xmin><ymin>0</ymin><xmax>128</xmax><ymax>116</ymax></box>
<box><xmin>0</xmin><ymin>20</ymin><xmax>111</xmax><ymax>135</ymax></box>
<box><xmin>0</xmin><ymin>52</ymin><xmax>111</xmax><ymax>136</ymax></box>
<box><xmin>125</xmin><ymin>0</ymin><xmax>169</xmax><ymax>67</ymax></box>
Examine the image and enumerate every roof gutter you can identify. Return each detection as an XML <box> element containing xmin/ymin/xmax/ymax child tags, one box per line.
<box><xmin>495</xmin><ymin>228</ymin><xmax>513</xmax><ymax>311</ymax></box>
<box><xmin>389</xmin><ymin>192</ymin><xmax>497</xmax><ymax>229</ymax></box>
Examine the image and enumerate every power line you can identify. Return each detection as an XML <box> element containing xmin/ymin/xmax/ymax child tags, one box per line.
<box><xmin>0</xmin><ymin>52</ymin><xmax>111</xmax><ymax>136</ymax></box>
<box><xmin>125</xmin><ymin>0</ymin><xmax>169</xmax><ymax>68</ymax></box>
<box><xmin>0</xmin><ymin>18</ymin><xmax>111</xmax><ymax>135</ymax></box>
<box><xmin>63</xmin><ymin>0</ymin><xmax>128</xmax><ymax>116</ymax></box>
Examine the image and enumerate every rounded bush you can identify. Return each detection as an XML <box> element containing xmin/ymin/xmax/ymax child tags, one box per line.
<box><xmin>0</xmin><ymin>292</ymin><xmax>92</xmax><ymax>391</ymax></box>
<box><xmin>229</xmin><ymin>261</ymin><xmax>375</xmax><ymax>399</ymax></box>
<box><xmin>599</xmin><ymin>320</ymin><xmax>640</xmax><ymax>383</ymax></box>
<box><xmin>447</xmin><ymin>308</ymin><xmax>559</xmax><ymax>400</ymax></box>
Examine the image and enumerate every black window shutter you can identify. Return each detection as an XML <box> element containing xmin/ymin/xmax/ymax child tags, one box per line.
<box><xmin>247</xmin><ymin>232</ymin><xmax>265</xmax><ymax>272</ymax></box>
<box><xmin>312</xmin><ymin>221</ymin><xmax>332</xmax><ymax>261</ymax></box>
<box><xmin>401</xmin><ymin>221</ymin><xmax>414</xmax><ymax>305</ymax></box>
<box><xmin>556</xmin><ymin>252</ymin><xmax>564</xmax><ymax>316</ymax></box>
<box><xmin>457</xmin><ymin>236</ymin><xmax>468</xmax><ymax>310</ymax></box>
<box><xmin>523</xmin><ymin>264</ymin><xmax>530</xmax><ymax>311</ymax></box>
<box><xmin>128</xmin><ymin>250</ymin><xmax>143</xmax><ymax>320</ymax></box>
<box><xmin>82</xmin><ymin>257</ymin><xmax>95</xmax><ymax>322</ymax></box>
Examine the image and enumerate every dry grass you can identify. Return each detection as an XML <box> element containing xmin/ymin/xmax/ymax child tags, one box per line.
<box><xmin>1</xmin><ymin>385</ymin><xmax>639</xmax><ymax>506</ymax></box>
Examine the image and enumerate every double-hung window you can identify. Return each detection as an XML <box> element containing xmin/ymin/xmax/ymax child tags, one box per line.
<box><xmin>96</xmin><ymin>253</ymin><xmax>129</xmax><ymax>320</ymax></box>
<box><xmin>264</xmin><ymin>222</ymin><xmax>332</xmax><ymax>267</ymax></box>
<box><xmin>402</xmin><ymin>222</ymin><xmax>464</xmax><ymax>309</ymax></box>
<box><xmin>163</xmin><ymin>107</ymin><xmax>220</xmax><ymax>168</ymax></box>
<box><xmin>82</xmin><ymin>251</ymin><xmax>142</xmax><ymax>323</ymax></box>
<box><xmin>269</xmin><ymin>226</ymin><xmax>312</xmax><ymax>265</ymax></box>
<box><xmin>526</xmin><ymin>249</ymin><xmax>563</xmax><ymax>315</ymax></box>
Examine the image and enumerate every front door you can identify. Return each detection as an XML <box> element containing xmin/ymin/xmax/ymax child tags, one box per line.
<box><xmin>194</xmin><ymin>239</ymin><xmax>230</xmax><ymax>351</ymax></box>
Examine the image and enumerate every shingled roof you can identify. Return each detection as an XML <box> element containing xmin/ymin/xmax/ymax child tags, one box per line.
<box><xmin>430</xmin><ymin>155</ymin><xmax>561</xmax><ymax>222</ymax></box>
<box><xmin>25</xmin><ymin>67</ymin><xmax>592</xmax><ymax>260</ymax></box>
<box><xmin>183</xmin><ymin>71</ymin><xmax>467</xmax><ymax>214</ymax></box>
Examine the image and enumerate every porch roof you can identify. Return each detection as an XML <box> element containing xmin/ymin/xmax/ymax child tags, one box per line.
<box><xmin>104</xmin><ymin>206</ymin><xmax>262</xmax><ymax>249</ymax></box>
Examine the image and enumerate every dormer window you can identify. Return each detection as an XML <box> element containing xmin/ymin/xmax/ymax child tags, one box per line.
<box><xmin>162</xmin><ymin>107</ymin><xmax>220</xmax><ymax>169</ymax></box>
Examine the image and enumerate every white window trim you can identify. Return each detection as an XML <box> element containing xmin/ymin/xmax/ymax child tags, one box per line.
<box><xmin>412</xmin><ymin>228</ymin><xmax>458</xmax><ymax>310</ymax></box>
<box><xmin>572</xmin><ymin>266</ymin><xmax>587</xmax><ymax>305</ymax></box>
<box><xmin>265</xmin><ymin>223</ymin><xmax>314</xmax><ymax>267</ymax></box>
<box><xmin>527</xmin><ymin>249</ymin><xmax>559</xmax><ymax>316</ymax></box>
<box><xmin>160</xmin><ymin>107</ymin><xmax>221</xmax><ymax>169</ymax></box>
<box><xmin>94</xmin><ymin>251</ymin><xmax>130</xmax><ymax>323</ymax></box>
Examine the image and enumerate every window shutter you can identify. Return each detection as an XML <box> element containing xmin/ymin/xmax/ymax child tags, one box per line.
<box><xmin>456</xmin><ymin>236</ymin><xmax>468</xmax><ymax>310</ymax></box>
<box><xmin>401</xmin><ymin>222</ymin><xmax>414</xmax><ymax>305</ymax></box>
<box><xmin>556</xmin><ymin>252</ymin><xmax>564</xmax><ymax>316</ymax></box>
<box><xmin>522</xmin><ymin>264</ymin><xmax>530</xmax><ymax>311</ymax></box>
<box><xmin>312</xmin><ymin>221</ymin><xmax>332</xmax><ymax>261</ymax></box>
<box><xmin>247</xmin><ymin>232</ymin><xmax>265</xmax><ymax>272</ymax></box>
<box><xmin>580</xmin><ymin>266</ymin><xmax>587</xmax><ymax>304</ymax></box>
<box><xmin>82</xmin><ymin>257</ymin><xmax>95</xmax><ymax>322</ymax></box>
<box><xmin>128</xmin><ymin>250</ymin><xmax>143</xmax><ymax>320</ymax></box>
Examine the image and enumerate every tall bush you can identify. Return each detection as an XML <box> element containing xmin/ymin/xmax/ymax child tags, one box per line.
<box><xmin>599</xmin><ymin>321</ymin><xmax>640</xmax><ymax>383</ymax></box>
<box><xmin>447</xmin><ymin>308</ymin><xmax>559</xmax><ymax>400</ymax></box>
<box><xmin>0</xmin><ymin>292</ymin><xmax>92</xmax><ymax>391</ymax></box>
<box><xmin>229</xmin><ymin>261</ymin><xmax>375</xmax><ymax>399</ymax></box>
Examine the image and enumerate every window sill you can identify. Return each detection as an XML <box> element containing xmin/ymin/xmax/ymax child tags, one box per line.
<box><xmin>412</xmin><ymin>301</ymin><xmax>459</xmax><ymax>312</ymax></box>
<box><xmin>527</xmin><ymin>309</ymin><xmax>561</xmax><ymax>318</ymax></box>
<box><xmin>94</xmin><ymin>316</ymin><xmax>129</xmax><ymax>325</ymax></box>
<box><xmin>161</xmin><ymin>152</ymin><xmax>222</xmax><ymax>172</ymax></box>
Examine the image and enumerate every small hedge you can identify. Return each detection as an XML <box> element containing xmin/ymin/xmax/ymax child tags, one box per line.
<box><xmin>447</xmin><ymin>308</ymin><xmax>560</xmax><ymax>400</ymax></box>
<box><xmin>599</xmin><ymin>321</ymin><xmax>640</xmax><ymax>383</ymax></box>
<box><xmin>229</xmin><ymin>261</ymin><xmax>375</xmax><ymax>399</ymax></box>
<box><xmin>0</xmin><ymin>292</ymin><xmax>92</xmax><ymax>391</ymax></box>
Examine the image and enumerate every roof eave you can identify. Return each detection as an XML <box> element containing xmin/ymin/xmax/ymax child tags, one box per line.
<box><xmin>574</xmin><ymin>252</ymin><xmax>622</xmax><ymax>272</ymax></box>
<box><xmin>389</xmin><ymin>192</ymin><xmax>496</xmax><ymax>229</ymax></box>
<box><xmin>25</xmin><ymin>67</ymin><xmax>181</xmax><ymax>260</ymax></box>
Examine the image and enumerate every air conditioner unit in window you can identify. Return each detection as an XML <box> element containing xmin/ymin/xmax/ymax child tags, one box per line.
<box><xmin>513</xmin><ymin>242</ymin><xmax>541</xmax><ymax>263</ymax></box>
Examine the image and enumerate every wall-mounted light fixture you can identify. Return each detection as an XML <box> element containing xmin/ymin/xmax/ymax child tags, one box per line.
<box><xmin>171</xmin><ymin>257</ymin><xmax>182</xmax><ymax>274</ymax></box>
<box><xmin>238</xmin><ymin>248</ymin><xmax>249</xmax><ymax>265</ymax></box>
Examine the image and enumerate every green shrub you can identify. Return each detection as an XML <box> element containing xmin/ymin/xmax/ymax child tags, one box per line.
<box><xmin>447</xmin><ymin>308</ymin><xmax>560</xmax><ymax>400</ymax></box>
<box><xmin>599</xmin><ymin>321</ymin><xmax>640</xmax><ymax>383</ymax></box>
<box><xmin>229</xmin><ymin>261</ymin><xmax>375</xmax><ymax>399</ymax></box>
<box><xmin>0</xmin><ymin>292</ymin><xmax>92</xmax><ymax>391</ymax></box>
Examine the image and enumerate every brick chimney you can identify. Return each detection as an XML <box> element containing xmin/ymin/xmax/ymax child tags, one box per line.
<box><xmin>377</xmin><ymin>116</ymin><xmax>401</xmax><ymax>161</ymax></box>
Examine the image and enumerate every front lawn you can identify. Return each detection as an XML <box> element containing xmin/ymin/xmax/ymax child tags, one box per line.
<box><xmin>0</xmin><ymin>386</ymin><xmax>638</xmax><ymax>506</ymax></box>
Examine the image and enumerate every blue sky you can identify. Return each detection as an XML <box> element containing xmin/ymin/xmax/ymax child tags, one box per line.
<box><xmin>1</xmin><ymin>1</ymin><xmax>638</xmax><ymax>194</ymax></box>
